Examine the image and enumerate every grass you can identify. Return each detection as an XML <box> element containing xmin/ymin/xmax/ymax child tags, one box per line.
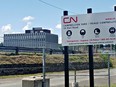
<box><xmin>111</xmin><ymin>84</ymin><xmax>116</xmax><ymax>87</ymax></box>
<box><xmin>96</xmin><ymin>84</ymin><xmax>116</xmax><ymax>87</ymax></box>
<box><xmin>111</xmin><ymin>57</ymin><xmax>116</xmax><ymax>68</ymax></box>
<box><xmin>0</xmin><ymin>71</ymin><xmax>64</xmax><ymax>79</ymax></box>
<box><xmin>0</xmin><ymin>52</ymin><xmax>115</xmax><ymax>65</ymax></box>
<box><xmin>0</xmin><ymin>73</ymin><xmax>42</xmax><ymax>79</ymax></box>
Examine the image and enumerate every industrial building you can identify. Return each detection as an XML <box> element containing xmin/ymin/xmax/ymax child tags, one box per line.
<box><xmin>3</xmin><ymin>27</ymin><xmax>58</xmax><ymax>49</ymax></box>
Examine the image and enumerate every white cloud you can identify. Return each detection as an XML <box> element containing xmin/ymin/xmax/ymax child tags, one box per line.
<box><xmin>56</xmin><ymin>24</ymin><xmax>61</xmax><ymax>29</ymax></box>
<box><xmin>0</xmin><ymin>24</ymin><xmax>12</xmax><ymax>42</ymax></box>
<box><xmin>22</xmin><ymin>16</ymin><xmax>34</xmax><ymax>22</ymax></box>
<box><xmin>22</xmin><ymin>16</ymin><xmax>35</xmax><ymax>31</ymax></box>
<box><xmin>1</xmin><ymin>24</ymin><xmax>12</xmax><ymax>34</ymax></box>
<box><xmin>22</xmin><ymin>22</ymin><xmax>32</xmax><ymax>31</ymax></box>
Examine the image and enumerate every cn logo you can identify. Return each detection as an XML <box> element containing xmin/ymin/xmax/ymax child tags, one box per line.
<box><xmin>63</xmin><ymin>16</ymin><xmax>78</xmax><ymax>24</ymax></box>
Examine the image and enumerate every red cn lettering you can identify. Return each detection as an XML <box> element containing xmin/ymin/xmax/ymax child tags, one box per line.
<box><xmin>63</xmin><ymin>16</ymin><xmax>78</xmax><ymax>24</ymax></box>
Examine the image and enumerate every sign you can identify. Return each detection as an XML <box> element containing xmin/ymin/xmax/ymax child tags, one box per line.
<box><xmin>61</xmin><ymin>12</ymin><xmax>116</xmax><ymax>46</ymax></box>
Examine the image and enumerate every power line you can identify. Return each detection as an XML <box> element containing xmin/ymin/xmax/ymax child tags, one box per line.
<box><xmin>38</xmin><ymin>0</ymin><xmax>76</xmax><ymax>14</ymax></box>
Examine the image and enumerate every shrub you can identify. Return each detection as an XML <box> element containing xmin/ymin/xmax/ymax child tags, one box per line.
<box><xmin>100</xmin><ymin>54</ymin><xmax>113</xmax><ymax>67</ymax></box>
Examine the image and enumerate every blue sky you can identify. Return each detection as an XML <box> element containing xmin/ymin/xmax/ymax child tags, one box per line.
<box><xmin>0</xmin><ymin>0</ymin><xmax>116</xmax><ymax>43</ymax></box>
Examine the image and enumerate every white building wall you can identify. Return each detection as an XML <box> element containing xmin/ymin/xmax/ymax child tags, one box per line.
<box><xmin>4</xmin><ymin>32</ymin><xmax>58</xmax><ymax>49</ymax></box>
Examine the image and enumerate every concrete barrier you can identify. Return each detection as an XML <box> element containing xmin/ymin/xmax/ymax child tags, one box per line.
<box><xmin>22</xmin><ymin>76</ymin><xmax>50</xmax><ymax>87</ymax></box>
<box><xmin>72</xmin><ymin>82</ymin><xmax>79</xmax><ymax>87</ymax></box>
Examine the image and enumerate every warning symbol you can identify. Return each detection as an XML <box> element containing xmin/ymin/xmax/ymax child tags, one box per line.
<box><xmin>94</xmin><ymin>28</ymin><xmax>100</xmax><ymax>35</ymax></box>
<box><xmin>109</xmin><ymin>27</ymin><xmax>116</xmax><ymax>34</ymax></box>
<box><xmin>80</xmin><ymin>29</ymin><xmax>86</xmax><ymax>35</ymax></box>
<box><xmin>66</xmin><ymin>30</ymin><xmax>72</xmax><ymax>36</ymax></box>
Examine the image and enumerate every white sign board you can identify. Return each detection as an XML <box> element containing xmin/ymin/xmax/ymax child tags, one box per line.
<box><xmin>61</xmin><ymin>12</ymin><xmax>116</xmax><ymax>46</ymax></box>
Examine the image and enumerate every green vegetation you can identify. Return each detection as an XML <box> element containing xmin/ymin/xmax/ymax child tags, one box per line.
<box><xmin>99</xmin><ymin>54</ymin><xmax>108</xmax><ymax>62</ymax></box>
<box><xmin>110</xmin><ymin>84</ymin><xmax>116</xmax><ymax>87</ymax></box>
<box><xmin>96</xmin><ymin>84</ymin><xmax>116</xmax><ymax>87</ymax></box>
<box><xmin>100</xmin><ymin>54</ymin><xmax>116</xmax><ymax>68</ymax></box>
<box><xmin>69</xmin><ymin>54</ymin><xmax>88</xmax><ymax>62</ymax></box>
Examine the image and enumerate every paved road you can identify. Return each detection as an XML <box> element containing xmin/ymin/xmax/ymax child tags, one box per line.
<box><xmin>0</xmin><ymin>68</ymin><xmax>116</xmax><ymax>87</ymax></box>
<box><xmin>0</xmin><ymin>78</ymin><xmax>21</xmax><ymax>87</ymax></box>
<box><xmin>49</xmin><ymin>68</ymin><xmax>116</xmax><ymax>87</ymax></box>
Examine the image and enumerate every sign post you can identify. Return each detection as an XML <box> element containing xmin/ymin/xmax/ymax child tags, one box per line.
<box><xmin>63</xmin><ymin>11</ymin><xmax>69</xmax><ymax>87</ymax></box>
<box><xmin>87</xmin><ymin>8</ymin><xmax>94</xmax><ymax>87</ymax></box>
<box><xmin>108</xmin><ymin>53</ymin><xmax>110</xmax><ymax>87</ymax></box>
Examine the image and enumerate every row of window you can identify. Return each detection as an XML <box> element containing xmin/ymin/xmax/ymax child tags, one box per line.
<box><xmin>4</xmin><ymin>42</ymin><xmax>46</xmax><ymax>48</ymax></box>
<box><xmin>4</xmin><ymin>42</ymin><xmax>58</xmax><ymax>49</ymax></box>
<box><xmin>4</xmin><ymin>38</ymin><xmax>46</xmax><ymax>42</ymax></box>
<box><xmin>4</xmin><ymin>32</ymin><xmax>46</xmax><ymax>36</ymax></box>
<box><xmin>4</xmin><ymin>35</ymin><xmax>46</xmax><ymax>39</ymax></box>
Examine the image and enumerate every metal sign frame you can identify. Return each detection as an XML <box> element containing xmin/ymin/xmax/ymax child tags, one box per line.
<box><xmin>62</xmin><ymin>6</ymin><xmax>116</xmax><ymax>87</ymax></box>
<box><xmin>62</xmin><ymin>11</ymin><xmax>116</xmax><ymax>46</ymax></box>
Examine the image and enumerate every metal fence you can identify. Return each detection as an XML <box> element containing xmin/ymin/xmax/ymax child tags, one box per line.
<box><xmin>45</xmin><ymin>53</ymin><xmax>116</xmax><ymax>87</ymax></box>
